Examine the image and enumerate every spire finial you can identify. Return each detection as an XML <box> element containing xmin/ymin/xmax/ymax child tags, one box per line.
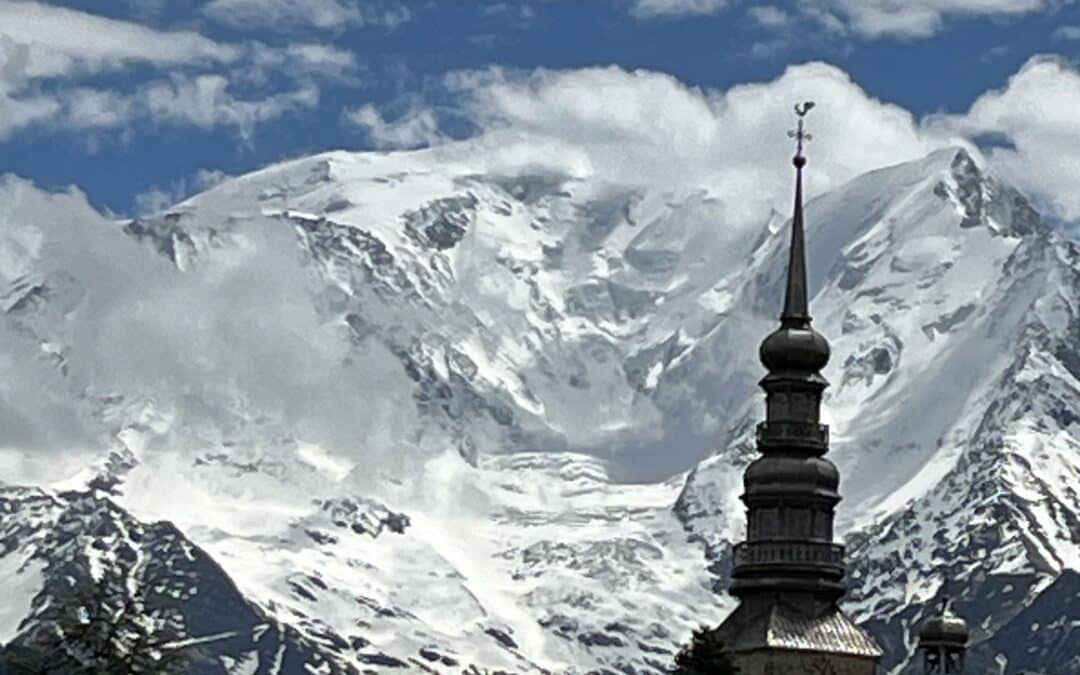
<box><xmin>781</xmin><ymin>101</ymin><xmax>814</xmax><ymax>326</ymax></box>
<box><xmin>789</xmin><ymin>101</ymin><xmax>815</xmax><ymax>167</ymax></box>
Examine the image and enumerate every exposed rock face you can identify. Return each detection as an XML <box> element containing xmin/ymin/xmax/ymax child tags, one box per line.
<box><xmin>0</xmin><ymin>488</ymin><xmax>358</xmax><ymax>674</ymax></box>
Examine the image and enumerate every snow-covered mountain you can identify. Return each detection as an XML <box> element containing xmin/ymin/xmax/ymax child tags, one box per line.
<box><xmin>0</xmin><ymin>143</ymin><xmax>1076</xmax><ymax>674</ymax></box>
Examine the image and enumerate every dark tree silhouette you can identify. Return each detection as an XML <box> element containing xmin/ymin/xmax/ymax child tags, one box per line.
<box><xmin>0</xmin><ymin>561</ymin><xmax>198</xmax><ymax>674</ymax></box>
<box><xmin>671</xmin><ymin>625</ymin><xmax>739</xmax><ymax>675</ymax></box>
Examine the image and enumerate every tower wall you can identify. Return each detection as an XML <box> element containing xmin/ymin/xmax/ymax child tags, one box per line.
<box><xmin>734</xmin><ymin>649</ymin><xmax>879</xmax><ymax>675</ymax></box>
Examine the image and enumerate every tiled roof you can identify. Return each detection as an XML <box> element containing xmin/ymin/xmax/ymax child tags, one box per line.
<box><xmin>767</xmin><ymin>604</ymin><xmax>882</xmax><ymax>656</ymax></box>
<box><xmin>720</xmin><ymin>602</ymin><xmax>883</xmax><ymax>658</ymax></box>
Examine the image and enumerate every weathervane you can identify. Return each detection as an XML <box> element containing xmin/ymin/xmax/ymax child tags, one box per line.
<box><xmin>788</xmin><ymin>101</ymin><xmax>815</xmax><ymax>166</ymax></box>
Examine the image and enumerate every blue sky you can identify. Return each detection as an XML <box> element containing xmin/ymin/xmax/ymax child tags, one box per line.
<box><xmin>0</xmin><ymin>0</ymin><xmax>1078</xmax><ymax>221</ymax></box>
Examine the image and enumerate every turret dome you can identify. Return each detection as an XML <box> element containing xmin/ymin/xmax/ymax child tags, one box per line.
<box><xmin>744</xmin><ymin>455</ymin><xmax>839</xmax><ymax>496</ymax></box>
<box><xmin>759</xmin><ymin>324</ymin><xmax>831</xmax><ymax>373</ymax></box>
<box><xmin>918</xmin><ymin>608</ymin><xmax>969</xmax><ymax>647</ymax></box>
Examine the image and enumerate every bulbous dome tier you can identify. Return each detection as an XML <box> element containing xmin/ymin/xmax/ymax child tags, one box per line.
<box><xmin>744</xmin><ymin>455</ymin><xmax>839</xmax><ymax>496</ymax></box>
<box><xmin>759</xmin><ymin>325</ymin><xmax>831</xmax><ymax>373</ymax></box>
<box><xmin>919</xmin><ymin>611</ymin><xmax>969</xmax><ymax>646</ymax></box>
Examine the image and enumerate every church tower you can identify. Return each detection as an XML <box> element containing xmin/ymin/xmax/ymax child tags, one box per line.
<box><xmin>716</xmin><ymin>103</ymin><xmax>883</xmax><ymax>675</ymax></box>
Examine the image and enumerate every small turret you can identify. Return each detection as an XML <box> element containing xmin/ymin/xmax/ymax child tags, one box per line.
<box><xmin>918</xmin><ymin>600</ymin><xmax>969</xmax><ymax>673</ymax></box>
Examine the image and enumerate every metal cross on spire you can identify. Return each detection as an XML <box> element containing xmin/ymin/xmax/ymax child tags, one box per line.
<box><xmin>788</xmin><ymin>101</ymin><xmax>815</xmax><ymax>165</ymax></box>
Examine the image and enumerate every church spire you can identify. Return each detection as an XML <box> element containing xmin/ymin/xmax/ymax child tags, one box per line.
<box><xmin>781</xmin><ymin>101</ymin><xmax>814</xmax><ymax>328</ymax></box>
<box><xmin>757</xmin><ymin>102</ymin><xmax>829</xmax><ymax>378</ymax></box>
<box><xmin>716</xmin><ymin>102</ymin><xmax>882</xmax><ymax>674</ymax></box>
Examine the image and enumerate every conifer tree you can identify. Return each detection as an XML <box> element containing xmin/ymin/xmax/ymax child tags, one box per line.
<box><xmin>671</xmin><ymin>625</ymin><xmax>739</xmax><ymax>675</ymax></box>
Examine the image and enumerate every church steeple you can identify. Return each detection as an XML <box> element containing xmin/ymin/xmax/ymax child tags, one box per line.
<box><xmin>716</xmin><ymin>103</ymin><xmax>882</xmax><ymax>674</ymax></box>
<box><xmin>736</xmin><ymin>100</ymin><xmax>841</xmax><ymax>606</ymax></box>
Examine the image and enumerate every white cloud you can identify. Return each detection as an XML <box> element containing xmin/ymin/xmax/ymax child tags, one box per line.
<box><xmin>928</xmin><ymin>55</ymin><xmax>1080</xmax><ymax>221</ymax></box>
<box><xmin>274</xmin><ymin>44</ymin><xmax>360</xmax><ymax>81</ymax></box>
<box><xmin>0</xmin><ymin>74</ymin><xmax>321</xmax><ymax>142</ymax></box>
<box><xmin>0</xmin><ymin>2</ymin><xmax>355</xmax><ymax>141</ymax></box>
<box><xmin>0</xmin><ymin>86</ymin><xmax>60</xmax><ymax>134</ymax></box>
<box><xmin>61</xmin><ymin>88</ymin><xmax>137</xmax><ymax>130</ymax></box>
<box><xmin>0</xmin><ymin>1</ymin><xmax>237</xmax><ymax>80</ymax></box>
<box><xmin>747</xmin><ymin>5</ymin><xmax>792</xmax><ymax>28</ymax></box>
<box><xmin>820</xmin><ymin>0</ymin><xmax>1049</xmax><ymax>38</ymax></box>
<box><xmin>629</xmin><ymin>0</ymin><xmax>728</xmax><ymax>18</ymax></box>
<box><xmin>747</xmin><ymin>38</ymin><xmax>791</xmax><ymax>59</ymax></box>
<box><xmin>0</xmin><ymin>176</ymin><xmax>416</xmax><ymax>476</ymax></box>
<box><xmin>344</xmin><ymin>103</ymin><xmax>445</xmax><ymax>149</ymax></box>
<box><xmin>139</xmin><ymin>75</ymin><xmax>319</xmax><ymax>134</ymax></box>
<box><xmin>624</xmin><ymin>0</ymin><xmax>1060</xmax><ymax>38</ymax></box>
<box><xmin>202</xmin><ymin>0</ymin><xmax>411</xmax><ymax>32</ymax></box>
<box><xmin>134</xmin><ymin>169</ymin><xmax>230</xmax><ymax>216</ymax></box>
<box><xmin>0</xmin><ymin>1</ymin><xmax>359</xmax><ymax>85</ymax></box>
<box><xmin>444</xmin><ymin>64</ymin><xmax>940</xmax><ymax>208</ymax></box>
<box><xmin>369</xmin><ymin>54</ymin><xmax>1078</xmax><ymax>233</ymax></box>
<box><xmin>1053</xmin><ymin>24</ymin><xmax>1080</xmax><ymax>40</ymax></box>
<box><xmin>482</xmin><ymin>2</ymin><xmax>536</xmax><ymax>24</ymax></box>
<box><xmin>981</xmin><ymin>44</ymin><xmax>1014</xmax><ymax>62</ymax></box>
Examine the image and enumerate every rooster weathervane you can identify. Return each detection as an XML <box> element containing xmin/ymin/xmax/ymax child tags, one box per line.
<box><xmin>788</xmin><ymin>101</ymin><xmax>815</xmax><ymax>164</ymax></box>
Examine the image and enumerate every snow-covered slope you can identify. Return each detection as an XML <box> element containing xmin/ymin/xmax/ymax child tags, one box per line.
<box><xmin>0</xmin><ymin>144</ymin><xmax>1076</xmax><ymax>674</ymax></box>
<box><xmin>144</xmin><ymin>146</ymin><xmax>759</xmax><ymax>473</ymax></box>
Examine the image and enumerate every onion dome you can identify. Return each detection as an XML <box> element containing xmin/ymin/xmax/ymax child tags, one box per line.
<box><xmin>744</xmin><ymin>455</ymin><xmax>839</xmax><ymax>497</ymax></box>
<box><xmin>919</xmin><ymin>605</ymin><xmax>969</xmax><ymax>647</ymax></box>
<box><xmin>759</xmin><ymin>325</ymin><xmax>830</xmax><ymax>373</ymax></box>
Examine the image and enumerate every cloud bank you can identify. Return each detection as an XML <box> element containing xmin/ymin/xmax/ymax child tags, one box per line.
<box><xmin>442</xmin><ymin>62</ymin><xmax>938</xmax><ymax>201</ymax></box>
<box><xmin>927</xmin><ymin>55</ymin><xmax>1080</xmax><ymax>222</ymax></box>
<box><xmin>0</xmin><ymin>1</ymin><xmax>356</xmax><ymax>141</ymax></box>
<box><xmin>0</xmin><ymin>176</ymin><xmax>415</xmax><ymax>486</ymax></box>
<box><xmin>347</xmin><ymin>54</ymin><xmax>1080</xmax><ymax>230</ymax></box>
